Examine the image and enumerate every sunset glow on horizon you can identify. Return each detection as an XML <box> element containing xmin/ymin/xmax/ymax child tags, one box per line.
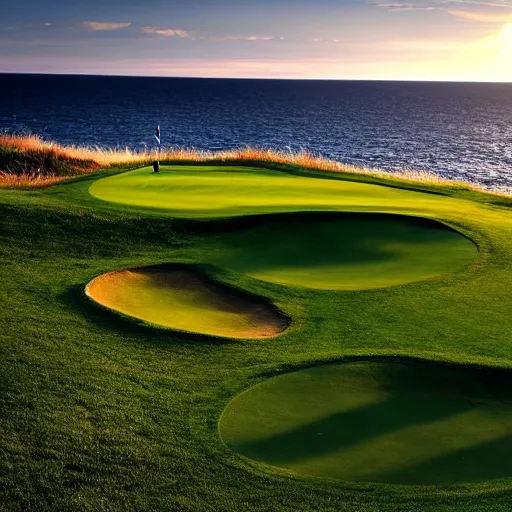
<box><xmin>1</xmin><ymin>0</ymin><xmax>512</xmax><ymax>82</ymax></box>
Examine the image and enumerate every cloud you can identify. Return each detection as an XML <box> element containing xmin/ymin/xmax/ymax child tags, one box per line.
<box><xmin>444</xmin><ymin>8</ymin><xmax>512</xmax><ymax>21</ymax></box>
<box><xmin>374</xmin><ymin>0</ymin><xmax>512</xmax><ymax>8</ymax></box>
<box><xmin>83</xmin><ymin>21</ymin><xmax>132</xmax><ymax>31</ymax></box>
<box><xmin>141</xmin><ymin>27</ymin><xmax>192</xmax><ymax>38</ymax></box>
<box><xmin>373</xmin><ymin>0</ymin><xmax>512</xmax><ymax>23</ymax></box>
<box><xmin>140</xmin><ymin>29</ymin><xmax>275</xmax><ymax>41</ymax></box>
<box><xmin>4</xmin><ymin>22</ymin><xmax>53</xmax><ymax>31</ymax></box>
<box><xmin>372</xmin><ymin>1</ymin><xmax>436</xmax><ymax>10</ymax></box>
<box><xmin>204</xmin><ymin>34</ymin><xmax>276</xmax><ymax>42</ymax></box>
<box><xmin>245</xmin><ymin>36</ymin><xmax>274</xmax><ymax>41</ymax></box>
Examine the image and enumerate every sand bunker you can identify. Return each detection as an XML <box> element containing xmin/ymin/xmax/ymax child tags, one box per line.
<box><xmin>85</xmin><ymin>265</ymin><xmax>289</xmax><ymax>339</ymax></box>
<box><xmin>220</xmin><ymin>360</ymin><xmax>512</xmax><ymax>484</ymax></box>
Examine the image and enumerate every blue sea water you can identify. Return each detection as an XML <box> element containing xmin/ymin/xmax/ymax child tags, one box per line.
<box><xmin>1</xmin><ymin>73</ymin><xmax>512</xmax><ymax>190</ymax></box>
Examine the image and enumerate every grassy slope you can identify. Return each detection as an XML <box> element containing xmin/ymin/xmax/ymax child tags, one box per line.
<box><xmin>1</xmin><ymin>164</ymin><xmax>512</xmax><ymax>511</ymax></box>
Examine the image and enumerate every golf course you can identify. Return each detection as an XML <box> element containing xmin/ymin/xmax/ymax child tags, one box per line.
<box><xmin>2</xmin><ymin>160</ymin><xmax>512</xmax><ymax>511</ymax></box>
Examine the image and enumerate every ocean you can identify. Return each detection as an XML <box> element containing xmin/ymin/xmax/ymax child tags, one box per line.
<box><xmin>1</xmin><ymin>73</ymin><xmax>511</xmax><ymax>190</ymax></box>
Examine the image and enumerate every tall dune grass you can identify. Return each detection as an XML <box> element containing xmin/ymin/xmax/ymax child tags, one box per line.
<box><xmin>0</xmin><ymin>171</ymin><xmax>69</xmax><ymax>188</ymax></box>
<box><xmin>1</xmin><ymin>134</ymin><xmax>510</xmax><ymax>197</ymax></box>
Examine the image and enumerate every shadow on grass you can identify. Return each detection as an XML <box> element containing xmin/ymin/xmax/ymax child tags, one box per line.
<box><xmin>235</xmin><ymin>393</ymin><xmax>471</xmax><ymax>465</ymax></box>
<box><xmin>380</xmin><ymin>432</ymin><xmax>512</xmax><ymax>485</ymax></box>
<box><xmin>204</xmin><ymin>212</ymin><xmax>477</xmax><ymax>289</ymax></box>
<box><xmin>229</xmin><ymin>361</ymin><xmax>512</xmax><ymax>484</ymax></box>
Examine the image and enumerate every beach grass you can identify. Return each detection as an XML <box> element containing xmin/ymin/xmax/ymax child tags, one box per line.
<box><xmin>3</xmin><ymin>134</ymin><xmax>510</xmax><ymax>198</ymax></box>
<box><xmin>1</xmin><ymin>159</ymin><xmax>512</xmax><ymax>510</ymax></box>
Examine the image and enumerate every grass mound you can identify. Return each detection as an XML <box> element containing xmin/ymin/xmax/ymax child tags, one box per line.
<box><xmin>219</xmin><ymin>360</ymin><xmax>512</xmax><ymax>485</ymax></box>
<box><xmin>202</xmin><ymin>213</ymin><xmax>476</xmax><ymax>290</ymax></box>
<box><xmin>85</xmin><ymin>265</ymin><xmax>289</xmax><ymax>339</ymax></box>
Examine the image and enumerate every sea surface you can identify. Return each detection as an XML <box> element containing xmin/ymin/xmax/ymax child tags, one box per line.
<box><xmin>1</xmin><ymin>73</ymin><xmax>512</xmax><ymax>190</ymax></box>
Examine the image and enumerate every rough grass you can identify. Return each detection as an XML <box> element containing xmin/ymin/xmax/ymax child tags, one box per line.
<box><xmin>0</xmin><ymin>135</ymin><xmax>102</xmax><ymax>177</ymax></box>
<box><xmin>0</xmin><ymin>170</ymin><xmax>70</xmax><ymax>188</ymax></box>
<box><xmin>2</xmin><ymin>162</ymin><xmax>512</xmax><ymax>511</ymax></box>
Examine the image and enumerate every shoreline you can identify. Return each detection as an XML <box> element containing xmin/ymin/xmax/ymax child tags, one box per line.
<box><xmin>1</xmin><ymin>134</ymin><xmax>511</xmax><ymax>199</ymax></box>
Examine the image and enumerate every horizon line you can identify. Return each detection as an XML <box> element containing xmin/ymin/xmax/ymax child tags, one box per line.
<box><xmin>1</xmin><ymin>71</ymin><xmax>512</xmax><ymax>85</ymax></box>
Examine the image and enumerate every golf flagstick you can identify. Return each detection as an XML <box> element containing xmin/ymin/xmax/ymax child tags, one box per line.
<box><xmin>153</xmin><ymin>125</ymin><xmax>161</xmax><ymax>173</ymax></box>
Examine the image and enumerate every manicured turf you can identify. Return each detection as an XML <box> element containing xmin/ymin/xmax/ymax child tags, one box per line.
<box><xmin>2</xmin><ymin>162</ymin><xmax>512</xmax><ymax>511</ymax></box>
<box><xmin>86</xmin><ymin>265</ymin><xmax>288</xmax><ymax>339</ymax></box>
<box><xmin>88</xmin><ymin>165</ymin><xmax>469</xmax><ymax>218</ymax></box>
<box><xmin>220</xmin><ymin>360</ymin><xmax>512</xmax><ymax>485</ymax></box>
<box><xmin>90</xmin><ymin>166</ymin><xmax>477</xmax><ymax>290</ymax></box>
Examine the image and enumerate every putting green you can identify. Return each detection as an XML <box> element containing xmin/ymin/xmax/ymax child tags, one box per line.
<box><xmin>202</xmin><ymin>214</ymin><xmax>477</xmax><ymax>290</ymax></box>
<box><xmin>219</xmin><ymin>361</ymin><xmax>512</xmax><ymax>485</ymax></box>
<box><xmin>85</xmin><ymin>265</ymin><xmax>288</xmax><ymax>339</ymax></box>
<box><xmin>87</xmin><ymin>165</ymin><xmax>463</xmax><ymax>218</ymax></box>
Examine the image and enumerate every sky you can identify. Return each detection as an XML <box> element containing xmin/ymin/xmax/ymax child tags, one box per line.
<box><xmin>1</xmin><ymin>0</ymin><xmax>512</xmax><ymax>81</ymax></box>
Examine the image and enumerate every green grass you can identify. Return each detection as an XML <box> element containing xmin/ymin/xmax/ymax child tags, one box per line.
<box><xmin>199</xmin><ymin>214</ymin><xmax>476</xmax><ymax>290</ymax></box>
<box><xmin>220</xmin><ymin>360</ymin><xmax>512</xmax><ymax>485</ymax></box>
<box><xmin>2</xmin><ymin>162</ymin><xmax>512</xmax><ymax>511</ymax></box>
<box><xmin>88</xmin><ymin>167</ymin><xmax>479</xmax><ymax>290</ymax></box>
<box><xmin>88</xmin><ymin>165</ymin><xmax>479</xmax><ymax>218</ymax></box>
<box><xmin>85</xmin><ymin>264</ymin><xmax>288</xmax><ymax>339</ymax></box>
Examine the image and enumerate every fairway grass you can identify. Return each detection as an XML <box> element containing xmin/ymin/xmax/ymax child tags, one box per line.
<box><xmin>85</xmin><ymin>265</ymin><xmax>289</xmax><ymax>339</ymax></box>
<box><xmin>2</xmin><ymin>161</ymin><xmax>512</xmax><ymax>511</ymax></box>
<box><xmin>219</xmin><ymin>360</ymin><xmax>512</xmax><ymax>485</ymax></box>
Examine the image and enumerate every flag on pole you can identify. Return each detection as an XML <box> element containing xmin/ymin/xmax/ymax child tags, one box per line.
<box><xmin>154</xmin><ymin>125</ymin><xmax>161</xmax><ymax>145</ymax></box>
